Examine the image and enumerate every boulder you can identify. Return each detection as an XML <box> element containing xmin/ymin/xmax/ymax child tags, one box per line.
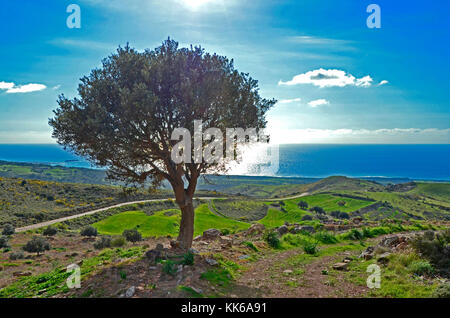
<box><xmin>377</xmin><ymin>252</ymin><xmax>392</xmax><ymax>265</ymax></box>
<box><xmin>13</xmin><ymin>271</ymin><xmax>32</xmax><ymax>277</ymax></box>
<box><xmin>359</xmin><ymin>246</ymin><xmax>374</xmax><ymax>260</ymax></box>
<box><xmin>245</xmin><ymin>223</ymin><xmax>265</xmax><ymax>236</ymax></box>
<box><xmin>220</xmin><ymin>236</ymin><xmax>233</xmax><ymax>248</ymax></box>
<box><xmin>205</xmin><ymin>258</ymin><xmax>218</xmax><ymax>266</ymax></box>
<box><xmin>332</xmin><ymin>262</ymin><xmax>349</xmax><ymax>271</ymax></box>
<box><xmin>300</xmin><ymin>226</ymin><xmax>315</xmax><ymax>234</ymax></box>
<box><xmin>125</xmin><ymin>286</ymin><xmax>136</xmax><ymax>298</ymax></box>
<box><xmin>277</xmin><ymin>225</ymin><xmax>289</xmax><ymax>236</ymax></box>
<box><xmin>380</xmin><ymin>236</ymin><xmax>400</xmax><ymax>248</ymax></box>
<box><xmin>202</xmin><ymin>229</ymin><xmax>221</xmax><ymax>240</ymax></box>
<box><xmin>145</xmin><ymin>244</ymin><xmax>168</xmax><ymax>265</ymax></box>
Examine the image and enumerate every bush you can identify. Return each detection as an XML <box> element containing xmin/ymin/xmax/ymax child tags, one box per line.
<box><xmin>80</xmin><ymin>226</ymin><xmax>98</xmax><ymax>237</ymax></box>
<box><xmin>43</xmin><ymin>226</ymin><xmax>58</xmax><ymax>236</ymax></box>
<box><xmin>93</xmin><ymin>236</ymin><xmax>112</xmax><ymax>250</ymax></box>
<box><xmin>2</xmin><ymin>224</ymin><xmax>15</xmax><ymax>236</ymax></box>
<box><xmin>301</xmin><ymin>215</ymin><xmax>313</xmax><ymax>221</ymax></box>
<box><xmin>298</xmin><ymin>201</ymin><xmax>308</xmax><ymax>209</ymax></box>
<box><xmin>433</xmin><ymin>282</ymin><xmax>450</xmax><ymax>298</ymax></box>
<box><xmin>264</xmin><ymin>230</ymin><xmax>281</xmax><ymax>249</ymax></box>
<box><xmin>339</xmin><ymin>212</ymin><xmax>349</xmax><ymax>219</ymax></box>
<box><xmin>111</xmin><ymin>236</ymin><xmax>126</xmax><ymax>247</ymax></box>
<box><xmin>0</xmin><ymin>236</ymin><xmax>10</xmax><ymax>249</ymax></box>
<box><xmin>243</xmin><ymin>241</ymin><xmax>259</xmax><ymax>252</ymax></box>
<box><xmin>9</xmin><ymin>251</ymin><xmax>25</xmax><ymax>260</ymax></box>
<box><xmin>182</xmin><ymin>252</ymin><xmax>194</xmax><ymax>266</ymax></box>
<box><xmin>310</xmin><ymin>206</ymin><xmax>325</xmax><ymax>215</ymax></box>
<box><xmin>411</xmin><ymin>229</ymin><xmax>450</xmax><ymax>275</ymax></box>
<box><xmin>122</xmin><ymin>229</ymin><xmax>142</xmax><ymax>243</ymax></box>
<box><xmin>220</xmin><ymin>229</ymin><xmax>230</xmax><ymax>236</ymax></box>
<box><xmin>302</xmin><ymin>241</ymin><xmax>318</xmax><ymax>255</ymax></box>
<box><xmin>408</xmin><ymin>260</ymin><xmax>434</xmax><ymax>276</ymax></box>
<box><xmin>314</xmin><ymin>232</ymin><xmax>338</xmax><ymax>244</ymax></box>
<box><xmin>345</xmin><ymin>228</ymin><xmax>364</xmax><ymax>241</ymax></box>
<box><xmin>22</xmin><ymin>236</ymin><xmax>51</xmax><ymax>255</ymax></box>
<box><xmin>162</xmin><ymin>260</ymin><xmax>178</xmax><ymax>276</ymax></box>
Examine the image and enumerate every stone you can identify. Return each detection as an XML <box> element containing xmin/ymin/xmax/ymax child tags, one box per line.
<box><xmin>220</xmin><ymin>236</ymin><xmax>233</xmax><ymax>248</ymax></box>
<box><xmin>277</xmin><ymin>225</ymin><xmax>289</xmax><ymax>236</ymax></box>
<box><xmin>13</xmin><ymin>271</ymin><xmax>32</xmax><ymax>277</ymax></box>
<box><xmin>300</xmin><ymin>226</ymin><xmax>315</xmax><ymax>234</ymax></box>
<box><xmin>170</xmin><ymin>240</ymin><xmax>180</xmax><ymax>249</ymax></box>
<box><xmin>125</xmin><ymin>286</ymin><xmax>135</xmax><ymax>298</ymax></box>
<box><xmin>190</xmin><ymin>287</ymin><xmax>203</xmax><ymax>294</ymax></box>
<box><xmin>202</xmin><ymin>229</ymin><xmax>221</xmax><ymax>240</ymax></box>
<box><xmin>377</xmin><ymin>252</ymin><xmax>391</xmax><ymax>265</ymax></box>
<box><xmin>283</xmin><ymin>269</ymin><xmax>293</xmax><ymax>274</ymax></box>
<box><xmin>205</xmin><ymin>258</ymin><xmax>218</xmax><ymax>266</ymax></box>
<box><xmin>343</xmin><ymin>257</ymin><xmax>353</xmax><ymax>263</ymax></box>
<box><xmin>188</xmin><ymin>248</ymin><xmax>200</xmax><ymax>255</ymax></box>
<box><xmin>245</xmin><ymin>223</ymin><xmax>265</xmax><ymax>236</ymax></box>
<box><xmin>332</xmin><ymin>262</ymin><xmax>349</xmax><ymax>271</ymax></box>
<box><xmin>193</xmin><ymin>235</ymin><xmax>202</xmax><ymax>241</ymax></box>
<box><xmin>239</xmin><ymin>255</ymin><xmax>250</xmax><ymax>260</ymax></box>
<box><xmin>380</xmin><ymin>236</ymin><xmax>400</xmax><ymax>248</ymax></box>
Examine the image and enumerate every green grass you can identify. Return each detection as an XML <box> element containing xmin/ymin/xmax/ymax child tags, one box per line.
<box><xmin>93</xmin><ymin>204</ymin><xmax>250</xmax><ymax>238</ymax></box>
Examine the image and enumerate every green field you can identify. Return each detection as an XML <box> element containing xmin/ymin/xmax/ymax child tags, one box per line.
<box><xmin>93</xmin><ymin>204</ymin><xmax>250</xmax><ymax>237</ymax></box>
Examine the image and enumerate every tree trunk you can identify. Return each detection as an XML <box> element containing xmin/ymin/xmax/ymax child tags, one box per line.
<box><xmin>177</xmin><ymin>199</ymin><xmax>195</xmax><ymax>250</ymax></box>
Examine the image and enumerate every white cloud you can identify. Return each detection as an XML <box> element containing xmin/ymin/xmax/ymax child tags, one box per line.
<box><xmin>278</xmin><ymin>68</ymin><xmax>375</xmax><ymax>88</ymax></box>
<box><xmin>378</xmin><ymin>80</ymin><xmax>389</xmax><ymax>86</ymax></box>
<box><xmin>0</xmin><ymin>81</ymin><xmax>47</xmax><ymax>94</ymax></box>
<box><xmin>277</xmin><ymin>98</ymin><xmax>301</xmax><ymax>104</ymax></box>
<box><xmin>308</xmin><ymin>99</ymin><xmax>330</xmax><ymax>107</ymax></box>
<box><xmin>52</xmin><ymin>85</ymin><xmax>61</xmax><ymax>90</ymax></box>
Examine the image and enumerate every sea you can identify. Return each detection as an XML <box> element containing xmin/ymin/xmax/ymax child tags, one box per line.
<box><xmin>0</xmin><ymin>144</ymin><xmax>449</xmax><ymax>181</ymax></box>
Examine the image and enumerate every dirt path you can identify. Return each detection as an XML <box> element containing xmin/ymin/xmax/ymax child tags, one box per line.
<box><xmin>231</xmin><ymin>246</ymin><xmax>368</xmax><ymax>298</ymax></box>
<box><xmin>15</xmin><ymin>196</ymin><xmax>221</xmax><ymax>233</ymax></box>
<box><xmin>263</xmin><ymin>192</ymin><xmax>310</xmax><ymax>201</ymax></box>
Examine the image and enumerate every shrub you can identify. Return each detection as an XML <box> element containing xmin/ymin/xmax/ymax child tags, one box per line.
<box><xmin>2</xmin><ymin>224</ymin><xmax>15</xmax><ymax>236</ymax></box>
<box><xmin>182</xmin><ymin>252</ymin><xmax>194</xmax><ymax>266</ymax></box>
<box><xmin>345</xmin><ymin>229</ymin><xmax>364</xmax><ymax>241</ymax></box>
<box><xmin>162</xmin><ymin>260</ymin><xmax>178</xmax><ymax>276</ymax></box>
<box><xmin>302</xmin><ymin>241</ymin><xmax>318</xmax><ymax>255</ymax></box>
<box><xmin>432</xmin><ymin>282</ymin><xmax>450</xmax><ymax>298</ymax></box>
<box><xmin>9</xmin><ymin>251</ymin><xmax>25</xmax><ymax>260</ymax></box>
<box><xmin>243</xmin><ymin>241</ymin><xmax>259</xmax><ymax>252</ymax></box>
<box><xmin>339</xmin><ymin>212</ymin><xmax>349</xmax><ymax>219</ymax></box>
<box><xmin>122</xmin><ymin>229</ymin><xmax>142</xmax><ymax>243</ymax></box>
<box><xmin>314</xmin><ymin>232</ymin><xmax>338</xmax><ymax>244</ymax></box>
<box><xmin>220</xmin><ymin>229</ymin><xmax>230</xmax><ymax>236</ymax></box>
<box><xmin>301</xmin><ymin>215</ymin><xmax>313</xmax><ymax>221</ymax></box>
<box><xmin>0</xmin><ymin>236</ymin><xmax>10</xmax><ymax>249</ymax></box>
<box><xmin>264</xmin><ymin>230</ymin><xmax>281</xmax><ymax>249</ymax></box>
<box><xmin>411</xmin><ymin>229</ymin><xmax>450</xmax><ymax>275</ymax></box>
<box><xmin>408</xmin><ymin>260</ymin><xmax>434</xmax><ymax>276</ymax></box>
<box><xmin>310</xmin><ymin>206</ymin><xmax>325</xmax><ymax>215</ymax></box>
<box><xmin>111</xmin><ymin>236</ymin><xmax>126</xmax><ymax>247</ymax></box>
<box><xmin>337</xmin><ymin>200</ymin><xmax>346</xmax><ymax>207</ymax></box>
<box><xmin>298</xmin><ymin>201</ymin><xmax>308</xmax><ymax>210</ymax></box>
<box><xmin>22</xmin><ymin>236</ymin><xmax>51</xmax><ymax>255</ymax></box>
<box><xmin>93</xmin><ymin>236</ymin><xmax>112</xmax><ymax>250</ymax></box>
<box><xmin>80</xmin><ymin>226</ymin><xmax>98</xmax><ymax>237</ymax></box>
<box><xmin>43</xmin><ymin>226</ymin><xmax>58</xmax><ymax>236</ymax></box>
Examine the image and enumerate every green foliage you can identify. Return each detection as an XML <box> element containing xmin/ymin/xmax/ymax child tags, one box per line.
<box><xmin>182</xmin><ymin>251</ymin><xmax>194</xmax><ymax>266</ymax></box>
<box><xmin>302</xmin><ymin>240</ymin><xmax>319</xmax><ymax>255</ymax></box>
<box><xmin>264</xmin><ymin>230</ymin><xmax>281</xmax><ymax>249</ymax></box>
<box><xmin>432</xmin><ymin>282</ymin><xmax>450</xmax><ymax>298</ymax></box>
<box><xmin>408</xmin><ymin>260</ymin><xmax>434</xmax><ymax>276</ymax></box>
<box><xmin>178</xmin><ymin>285</ymin><xmax>203</xmax><ymax>298</ymax></box>
<box><xmin>242</xmin><ymin>241</ymin><xmax>259</xmax><ymax>252</ymax></box>
<box><xmin>122</xmin><ymin>228</ymin><xmax>142</xmax><ymax>243</ymax></box>
<box><xmin>0</xmin><ymin>236</ymin><xmax>10</xmax><ymax>248</ymax></box>
<box><xmin>2</xmin><ymin>224</ymin><xmax>15</xmax><ymax>236</ymax></box>
<box><xmin>298</xmin><ymin>201</ymin><xmax>308</xmax><ymax>209</ymax></box>
<box><xmin>119</xmin><ymin>270</ymin><xmax>127</xmax><ymax>280</ymax></box>
<box><xmin>80</xmin><ymin>226</ymin><xmax>98</xmax><ymax>237</ymax></box>
<box><xmin>162</xmin><ymin>260</ymin><xmax>178</xmax><ymax>276</ymax></box>
<box><xmin>93</xmin><ymin>236</ymin><xmax>112</xmax><ymax>250</ymax></box>
<box><xmin>314</xmin><ymin>231</ymin><xmax>338</xmax><ymax>244</ymax></box>
<box><xmin>43</xmin><ymin>226</ymin><xmax>58</xmax><ymax>236</ymax></box>
<box><xmin>411</xmin><ymin>229</ymin><xmax>450</xmax><ymax>275</ymax></box>
<box><xmin>344</xmin><ymin>228</ymin><xmax>364</xmax><ymax>241</ymax></box>
<box><xmin>9</xmin><ymin>251</ymin><xmax>25</xmax><ymax>260</ymax></box>
<box><xmin>111</xmin><ymin>236</ymin><xmax>126</xmax><ymax>247</ymax></box>
<box><xmin>22</xmin><ymin>236</ymin><xmax>51</xmax><ymax>255</ymax></box>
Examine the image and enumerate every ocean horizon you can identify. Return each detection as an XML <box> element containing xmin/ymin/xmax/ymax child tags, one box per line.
<box><xmin>0</xmin><ymin>144</ymin><xmax>449</xmax><ymax>181</ymax></box>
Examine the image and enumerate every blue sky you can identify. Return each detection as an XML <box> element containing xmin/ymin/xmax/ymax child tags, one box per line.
<box><xmin>0</xmin><ymin>0</ymin><xmax>449</xmax><ymax>144</ymax></box>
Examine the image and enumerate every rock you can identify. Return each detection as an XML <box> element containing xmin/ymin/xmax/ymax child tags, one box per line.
<box><xmin>380</xmin><ymin>236</ymin><xmax>400</xmax><ymax>248</ymax></box>
<box><xmin>193</xmin><ymin>235</ymin><xmax>202</xmax><ymax>241</ymax></box>
<box><xmin>125</xmin><ymin>286</ymin><xmax>135</xmax><ymax>298</ymax></box>
<box><xmin>202</xmin><ymin>229</ymin><xmax>221</xmax><ymax>240</ymax></box>
<box><xmin>245</xmin><ymin>223</ymin><xmax>265</xmax><ymax>236</ymax></box>
<box><xmin>290</xmin><ymin>226</ymin><xmax>302</xmax><ymax>234</ymax></box>
<box><xmin>188</xmin><ymin>248</ymin><xmax>200</xmax><ymax>255</ymax></box>
<box><xmin>332</xmin><ymin>262</ymin><xmax>349</xmax><ymax>271</ymax></box>
<box><xmin>149</xmin><ymin>266</ymin><xmax>157</xmax><ymax>271</ymax></box>
<box><xmin>13</xmin><ymin>271</ymin><xmax>32</xmax><ymax>277</ymax></box>
<box><xmin>239</xmin><ymin>255</ymin><xmax>250</xmax><ymax>260</ymax></box>
<box><xmin>359</xmin><ymin>246</ymin><xmax>375</xmax><ymax>260</ymax></box>
<box><xmin>343</xmin><ymin>256</ymin><xmax>353</xmax><ymax>263</ymax></box>
<box><xmin>190</xmin><ymin>287</ymin><xmax>203</xmax><ymax>294</ymax></box>
<box><xmin>205</xmin><ymin>258</ymin><xmax>218</xmax><ymax>266</ymax></box>
<box><xmin>283</xmin><ymin>269</ymin><xmax>293</xmax><ymax>274</ymax></box>
<box><xmin>300</xmin><ymin>226</ymin><xmax>315</xmax><ymax>234</ymax></box>
<box><xmin>277</xmin><ymin>225</ymin><xmax>289</xmax><ymax>236</ymax></box>
<box><xmin>220</xmin><ymin>236</ymin><xmax>233</xmax><ymax>248</ymax></box>
<box><xmin>377</xmin><ymin>252</ymin><xmax>391</xmax><ymax>265</ymax></box>
<box><xmin>145</xmin><ymin>246</ymin><xmax>167</xmax><ymax>265</ymax></box>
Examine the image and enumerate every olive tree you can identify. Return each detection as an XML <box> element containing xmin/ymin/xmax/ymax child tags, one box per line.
<box><xmin>49</xmin><ymin>39</ymin><xmax>275</xmax><ymax>249</ymax></box>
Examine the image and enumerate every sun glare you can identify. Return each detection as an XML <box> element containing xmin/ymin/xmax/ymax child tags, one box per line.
<box><xmin>183</xmin><ymin>0</ymin><xmax>212</xmax><ymax>9</ymax></box>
